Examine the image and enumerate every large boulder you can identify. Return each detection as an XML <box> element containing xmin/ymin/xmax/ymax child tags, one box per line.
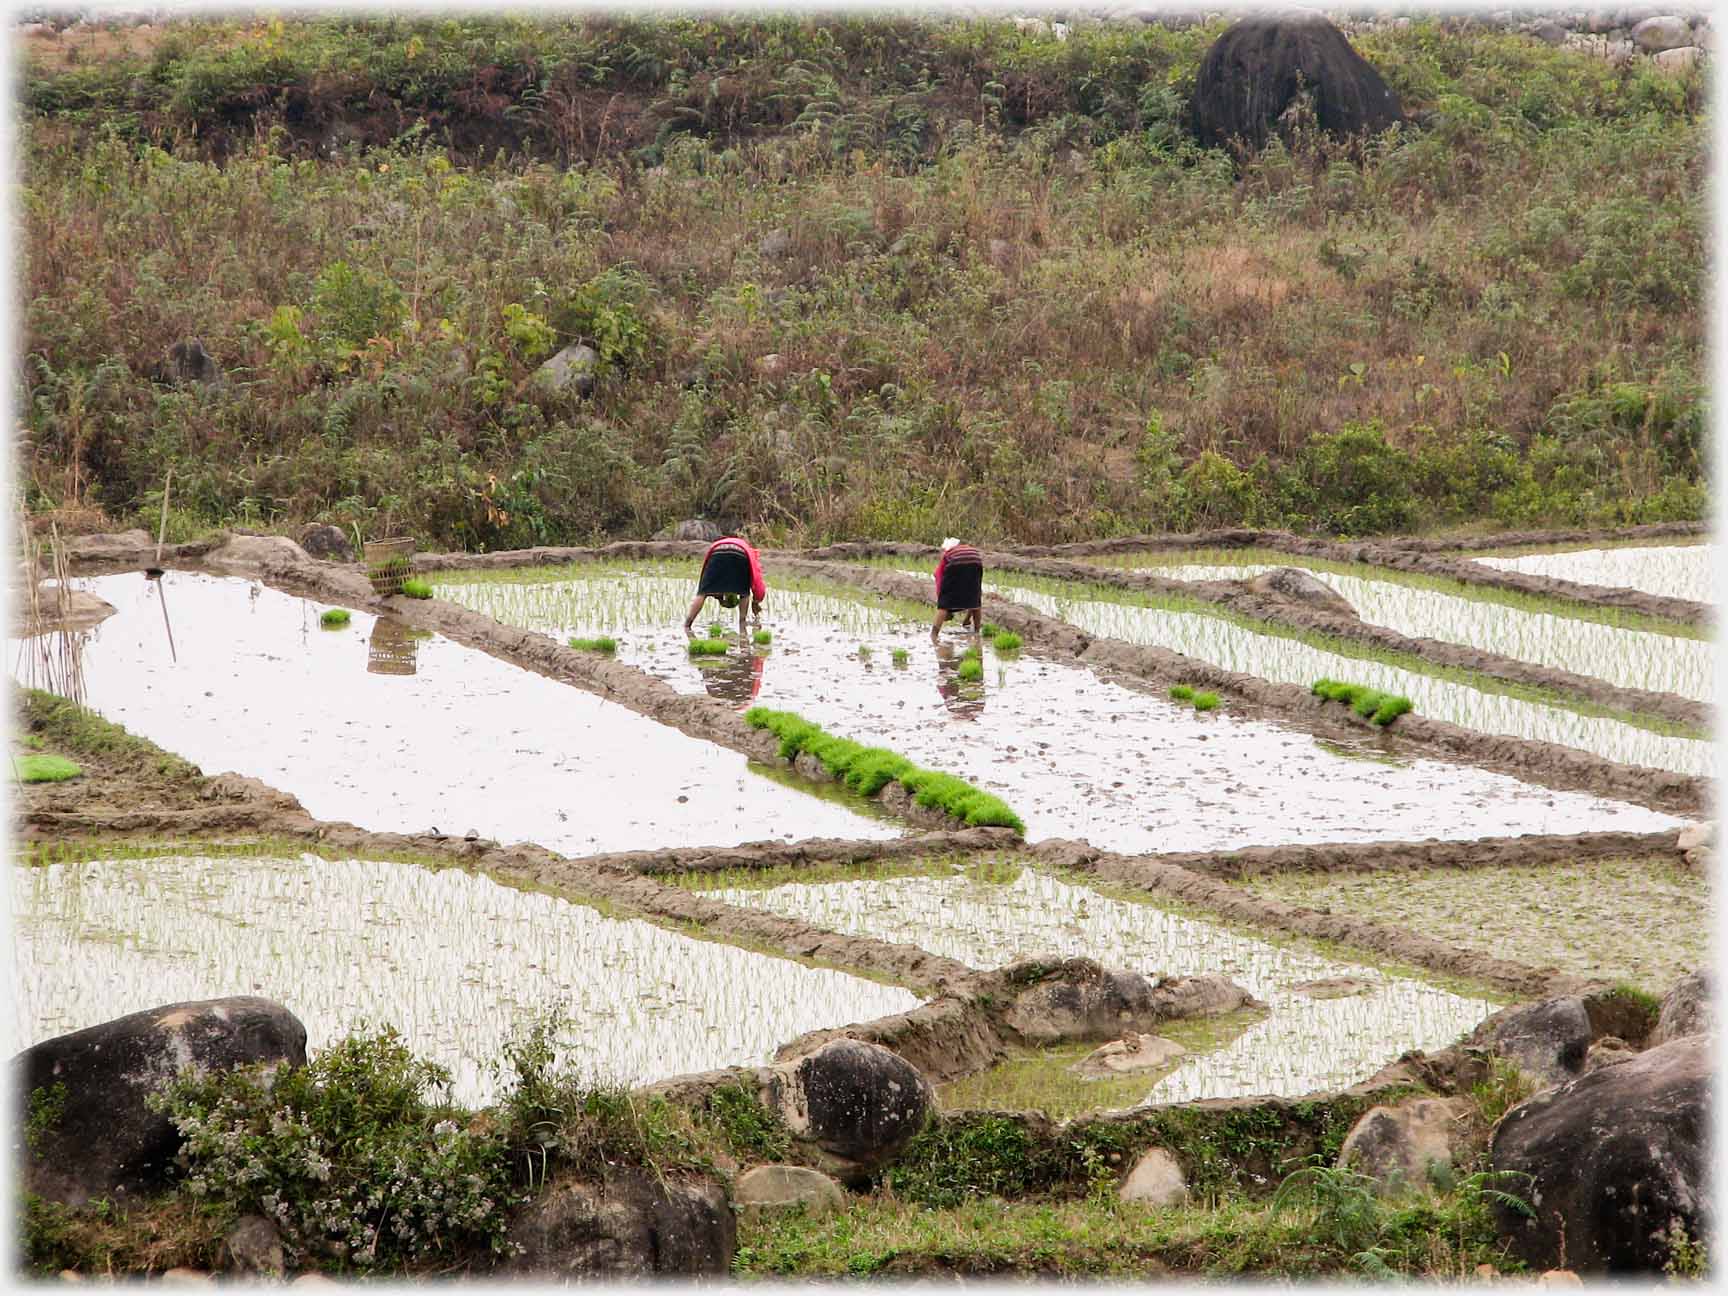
<box><xmin>1070</xmin><ymin>1031</ymin><xmax>1187</xmax><ymax>1079</ymax></box>
<box><xmin>733</xmin><ymin>1165</ymin><xmax>847</xmax><ymax>1225</ymax></box>
<box><xmin>1650</xmin><ymin>970</ymin><xmax>1712</xmax><ymax>1046</ymax></box>
<box><xmin>1245</xmin><ymin>567</ymin><xmax>1358</xmax><ymax>619</ymax></box>
<box><xmin>1001</xmin><ymin>959</ymin><xmax>1257</xmax><ymax>1046</ymax></box>
<box><xmin>13</xmin><ymin>997</ymin><xmax>308</xmax><ymax>1207</ymax></box>
<box><xmin>1490</xmin><ymin>1033</ymin><xmax>1709</xmax><ymax>1274</ymax></box>
<box><xmin>1192</xmin><ymin>12</ymin><xmax>1404</xmax><ymax>153</ymax></box>
<box><xmin>1476</xmin><ymin>996</ymin><xmax>1592</xmax><ymax>1089</ymax></box>
<box><xmin>1119</xmin><ymin>1147</ymin><xmax>1188</xmax><ymax>1207</ymax></box>
<box><xmin>16</xmin><ymin>584</ymin><xmax>115</xmax><ymax>636</ymax></box>
<box><xmin>767</xmin><ymin>1038</ymin><xmax>934</xmax><ymax>1179</ymax></box>
<box><xmin>503</xmin><ymin>1171</ymin><xmax>734</xmax><ymax>1278</ymax></box>
<box><xmin>1337</xmin><ymin>1097</ymin><xmax>1467</xmax><ymax>1195</ymax></box>
<box><xmin>1632</xmin><ymin>15</ymin><xmax>1693</xmax><ymax>52</ymax></box>
<box><xmin>297</xmin><ymin>524</ymin><xmax>353</xmax><ymax>563</ymax></box>
<box><xmin>532</xmin><ymin>343</ymin><xmax>599</xmax><ymax>398</ymax></box>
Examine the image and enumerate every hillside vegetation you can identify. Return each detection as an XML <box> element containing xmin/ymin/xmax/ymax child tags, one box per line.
<box><xmin>18</xmin><ymin>13</ymin><xmax>1707</xmax><ymax>551</ymax></box>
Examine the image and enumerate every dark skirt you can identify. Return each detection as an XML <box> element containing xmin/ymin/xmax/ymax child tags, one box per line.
<box><xmin>697</xmin><ymin>547</ymin><xmax>753</xmax><ymax>597</ymax></box>
<box><xmin>936</xmin><ymin>559</ymin><xmax>983</xmax><ymax>611</ymax></box>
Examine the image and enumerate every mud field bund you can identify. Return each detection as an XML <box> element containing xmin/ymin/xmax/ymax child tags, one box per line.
<box><xmin>17</xmin><ymin>527</ymin><xmax>1711</xmax><ymax>1185</ymax></box>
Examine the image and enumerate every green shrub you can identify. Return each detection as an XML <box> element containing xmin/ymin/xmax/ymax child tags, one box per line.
<box><xmin>1277</xmin><ymin>421</ymin><xmax>1417</xmax><ymax>535</ymax></box>
<box><xmin>150</xmin><ymin>1030</ymin><xmax>518</xmax><ymax>1270</ymax></box>
<box><xmin>14</xmin><ymin>754</ymin><xmax>82</xmax><ymax>783</ymax></box>
<box><xmin>319</xmin><ymin>608</ymin><xmax>351</xmax><ymax>628</ymax></box>
<box><xmin>400</xmin><ymin>578</ymin><xmax>433</xmax><ymax>599</ymax></box>
<box><xmin>567</xmin><ymin>635</ymin><xmax>618</xmax><ymax>653</ymax></box>
<box><xmin>687</xmin><ymin>637</ymin><xmax>728</xmax><ymax>656</ymax></box>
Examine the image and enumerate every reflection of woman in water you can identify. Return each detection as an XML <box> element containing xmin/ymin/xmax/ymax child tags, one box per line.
<box><xmin>931</xmin><ymin>538</ymin><xmax>983</xmax><ymax>642</ymax></box>
<box><xmin>684</xmin><ymin>535</ymin><xmax>766</xmax><ymax>637</ymax></box>
<box><xmin>934</xmin><ymin>642</ymin><xmax>985</xmax><ymax>719</ymax></box>
<box><xmin>696</xmin><ymin>648</ymin><xmax>766</xmax><ymax>709</ymax></box>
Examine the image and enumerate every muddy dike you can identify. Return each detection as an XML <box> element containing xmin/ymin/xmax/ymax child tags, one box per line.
<box><xmin>1105</xmin><ymin>829</ymin><xmax>1686</xmax><ymax>882</ymax></box>
<box><xmin>1371</xmin><ymin>521</ymin><xmax>1708</xmax><ymax>555</ymax></box>
<box><xmin>44</xmin><ymin>532</ymin><xmax>1004</xmax><ymax>840</ymax></box>
<box><xmin>767</xmin><ymin>557</ymin><xmax>1708</xmax><ymax>819</ymax></box>
<box><xmin>1024</xmin><ymin>840</ymin><xmax>1596</xmax><ymax>1001</ymax></box>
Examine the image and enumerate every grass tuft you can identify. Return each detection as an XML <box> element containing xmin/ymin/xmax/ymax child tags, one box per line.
<box><xmin>708</xmin><ymin>622</ymin><xmax>727</xmax><ymax>639</ymax></box>
<box><xmin>400</xmin><ymin>577</ymin><xmax>434</xmax><ymax>599</ymax></box>
<box><xmin>567</xmin><ymin>635</ymin><xmax>618</xmax><ymax>653</ymax></box>
<box><xmin>957</xmin><ymin>657</ymin><xmax>983</xmax><ymax>681</ymax></box>
<box><xmin>980</xmin><ymin>623</ymin><xmax>1001</xmax><ymax>639</ymax></box>
<box><xmin>744</xmin><ymin>707</ymin><xmax>1023</xmax><ymax>832</ymax></box>
<box><xmin>1169</xmin><ymin>684</ymin><xmax>1195</xmax><ymax>702</ymax></box>
<box><xmin>753</xmin><ymin>629</ymin><xmax>772</xmax><ymax>645</ymax></box>
<box><xmin>687</xmin><ymin>637</ymin><xmax>729</xmax><ymax>656</ymax></box>
<box><xmin>992</xmin><ymin>631</ymin><xmax>1023</xmax><ymax>652</ymax></box>
<box><xmin>1192</xmin><ymin>691</ymin><xmax>1220</xmax><ymax>711</ymax></box>
<box><xmin>15</xmin><ymin>754</ymin><xmax>82</xmax><ymax>783</ymax></box>
<box><xmin>319</xmin><ymin>608</ymin><xmax>351</xmax><ymax>628</ymax></box>
<box><xmin>891</xmin><ymin>647</ymin><xmax>910</xmax><ymax>666</ymax></box>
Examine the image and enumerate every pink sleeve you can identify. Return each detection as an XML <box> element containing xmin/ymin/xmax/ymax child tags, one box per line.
<box><xmin>933</xmin><ymin>550</ymin><xmax>948</xmax><ymax>597</ymax></box>
<box><xmin>747</xmin><ymin>544</ymin><xmax>766</xmax><ymax>602</ymax></box>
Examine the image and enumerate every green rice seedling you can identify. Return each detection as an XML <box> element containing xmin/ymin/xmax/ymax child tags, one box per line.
<box><xmin>1169</xmin><ymin>684</ymin><xmax>1195</xmax><ymax>702</ymax></box>
<box><xmin>960</xmin><ymin>643</ymin><xmax>982</xmax><ymax>660</ymax></box>
<box><xmin>891</xmin><ymin>648</ymin><xmax>910</xmax><ymax>667</ymax></box>
<box><xmin>319</xmin><ymin>608</ymin><xmax>351</xmax><ymax>628</ymax></box>
<box><xmin>708</xmin><ymin>622</ymin><xmax>727</xmax><ymax>639</ymax></box>
<box><xmin>400</xmin><ymin>577</ymin><xmax>434</xmax><ymax>599</ymax></box>
<box><xmin>15</xmin><ymin>754</ymin><xmax>81</xmax><ymax>782</ymax></box>
<box><xmin>687</xmin><ymin>638</ymin><xmax>729</xmax><ymax>657</ymax></box>
<box><xmin>857</xmin><ymin>645</ymin><xmax>873</xmax><ymax>661</ymax></box>
<box><xmin>743</xmin><ymin>707</ymin><xmax>1024</xmax><ymax>833</ymax></box>
<box><xmin>1311</xmin><ymin>678</ymin><xmax>1413</xmax><ymax>726</ymax></box>
<box><xmin>1193</xmin><ymin>691</ymin><xmax>1220</xmax><ymax>711</ymax></box>
<box><xmin>992</xmin><ymin>631</ymin><xmax>1023</xmax><ymax>652</ymax></box>
<box><xmin>957</xmin><ymin>657</ymin><xmax>983</xmax><ymax>682</ymax></box>
<box><xmin>567</xmin><ymin>636</ymin><xmax>618</xmax><ymax>654</ymax></box>
<box><xmin>980</xmin><ymin>623</ymin><xmax>1001</xmax><ymax>639</ymax></box>
<box><xmin>753</xmin><ymin>629</ymin><xmax>772</xmax><ymax>645</ymax></box>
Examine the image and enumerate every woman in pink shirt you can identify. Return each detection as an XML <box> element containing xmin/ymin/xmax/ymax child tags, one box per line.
<box><xmin>684</xmin><ymin>534</ymin><xmax>766</xmax><ymax>636</ymax></box>
<box><xmin>931</xmin><ymin>537</ymin><xmax>983</xmax><ymax>642</ymax></box>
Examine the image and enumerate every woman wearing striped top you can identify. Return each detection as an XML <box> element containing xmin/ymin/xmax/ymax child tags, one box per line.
<box><xmin>931</xmin><ymin>537</ymin><xmax>984</xmax><ymax>642</ymax></box>
<box><xmin>684</xmin><ymin>534</ymin><xmax>766</xmax><ymax>637</ymax></box>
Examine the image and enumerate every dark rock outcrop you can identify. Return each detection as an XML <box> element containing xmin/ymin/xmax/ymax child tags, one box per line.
<box><xmin>503</xmin><ymin>1171</ymin><xmax>734</xmax><ymax>1278</ymax></box>
<box><xmin>1192</xmin><ymin>13</ymin><xmax>1404</xmax><ymax>153</ymax></box>
<box><xmin>1337</xmin><ymin>1096</ymin><xmax>1466</xmax><ymax>1194</ymax></box>
<box><xmin>1490</xmin><ymin>1033</ymin><xmax>1709</xmax><ymax>1274</ymax></box>
<box><xmin>13</xmin><ymin>997</ymin><xmax>308</xmax><ymax>1207</ymax></box>
<box><xmin>768</xmin><ymin>1037</ymin><xmax>934</xmax><ymax>1180</ymax></box>
<box><xmin>297</xmin><ymin>524</ymin><xmax>354</xmax><ymax>562</ymax></box>
<box><xmin>156</xmin><ymin>338</ymin><xmax>222</xmax><ymax>386</ymax></box>
<box><xmin>1476</xmin><ymin>996</ymin><xmax>1592</xmax><ymax>1088</ymax></box>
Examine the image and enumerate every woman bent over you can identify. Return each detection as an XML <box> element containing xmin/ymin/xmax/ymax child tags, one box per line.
<box><xmin>931</xmin><ymin>537</ymin><xmax>983</xmax><ymax>642</ymax></box>
<box><xmin>684</xmin><ymin>534</ymin><xmax>766</xmax><ymax>636</ymax></box>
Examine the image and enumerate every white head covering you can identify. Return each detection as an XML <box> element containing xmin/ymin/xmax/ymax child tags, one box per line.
<box><xmin>941</xmin><ymin>537</ymin><xmax>960</xmax><ymax>552</ymax></box>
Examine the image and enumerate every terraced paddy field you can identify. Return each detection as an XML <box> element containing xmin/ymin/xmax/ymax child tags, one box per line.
<box><xmin>982</xmin><ymin>570</ymin><xmax>1713</xmax><ymax>780</ymax></box>
<box><xmin>9</xmin><ymin>571</ymin><xmax>896</xmax><ymax>852</ymax></box>
<box><xmin>1083</xmin><ymin>548</ymin><xmax>1712</xmax><ymax>703</ymax></box>
<box><xmin>1237</xmin><ymin>854</ymin><xmax>1709</xmax><ymax>995</ymax></box>
<box><xmin>1468</xmin><ymin>540</ymin><xmax>1718</xmax><ymax>605</ymax></box>
<box><xmin>436</xmin><ymin>563</ymin><xmax>1684</xmax><ymax>849</ymax></box>
<box><xmin>693</xmin><ymin>855</ymin><xmax>1502</xmax><ymax>1106</ymax></box>
<box><xmin>13</xmin><ymin>848</ymin><xmax>922</xmax><ymax>1107</ymax></box>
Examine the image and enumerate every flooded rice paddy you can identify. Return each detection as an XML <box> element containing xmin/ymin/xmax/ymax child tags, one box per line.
<box><xmin>986</xmin><ymin>573</ymin><xmax>1713</xmax><ymax>780</ymax></box>
<box><xmin>436</xmin><ymin>565</ymin><xmax>1685</xmax><ymax>850</ymax></box>
<box><xmin>13</xmin><ymin>851</ymin><xmax>921</xmax><ymax>1106</ymax></box>
<box><xmin>702</xmin><ymin>861</ymin><xmax>1500</xmax><ymax>1103</ymax></box>
<box><xmin>1470</xmin><ymin>542</ymin><xmax>1717</xmax><ymax>605</ymax></box>
<box><xmin>1088</xmin><ymin>550</ymin><xmax>1711</xmax><ymax>704</ymax></box>
<box><xmin>1241</xmin><ymin>856</ymin><xmax>1709</xmax><ymax>995</ymax></box>
<box><xmin>10</xmin><ymin>572</ymin><xmax>896</xmax><ymax>851</ymax></box>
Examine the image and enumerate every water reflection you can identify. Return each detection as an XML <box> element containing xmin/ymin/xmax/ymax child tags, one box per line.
<box><xmin>696</xmin><ymin>649</ymin><xmax>766</xmax><ymax>708</ymax></box>
<box><xmin>935</xmin><ymin>643</ymin><xmax>986</xmax><ymax>719</ymax></box>
<box><xmin>367</xmin><ymin>616</ymin><xmax>420</xmax><ymax>676</ymax></box>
